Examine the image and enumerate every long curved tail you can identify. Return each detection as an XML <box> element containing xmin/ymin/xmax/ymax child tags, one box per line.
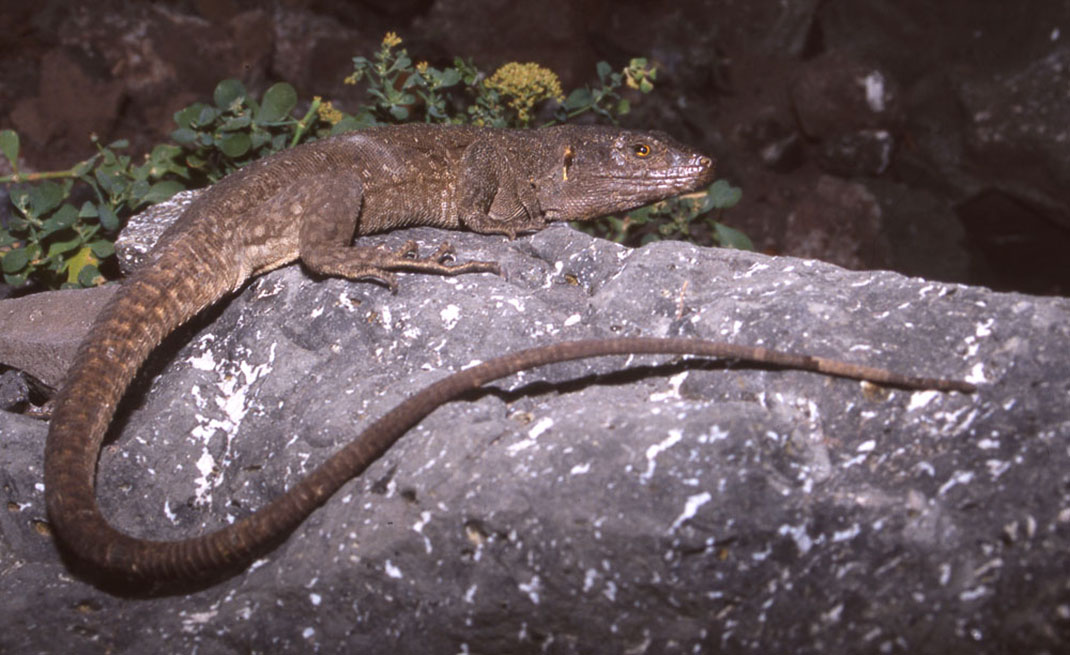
<box><xmin>46</xmin><ymin>276</ymin><xmax>975</xmax><ymax>583</ymax></box>
<box><xmin>44</xmin><ymin>227</ymin><xmax>239</xmax><ymax>580</ymax></box>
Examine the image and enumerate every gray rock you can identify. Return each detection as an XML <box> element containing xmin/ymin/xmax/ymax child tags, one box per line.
<box><xmin>0</xmin><ymin>285</ymin><xmax>117</xmax><ymax>389</ymax></box>
<box><xmin>2</xmin><ymin>226</ymin><xmax>1068</xmax><ymax>654</ymax></box>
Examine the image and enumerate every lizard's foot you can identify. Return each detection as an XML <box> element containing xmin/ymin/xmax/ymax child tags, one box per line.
<box><xmin>392</xmin><ymin>240</ymin><xmax>501</xmax><ymax>277</ymax></box>
<box><xmin>301</xmin><ymin>241</ymin><xmax>501</xmax><ymax>292</ymax></box>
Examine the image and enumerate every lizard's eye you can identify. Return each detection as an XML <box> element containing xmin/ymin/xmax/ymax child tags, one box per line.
<box><xmin>633</xmin><ymin>143</ymin><xmax>651</xmax><ymax>158</ymax></box>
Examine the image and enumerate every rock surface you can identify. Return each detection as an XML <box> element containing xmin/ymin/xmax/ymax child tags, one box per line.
<box><xmin>2</xmin><ymin>226</ymin><xmax>1069</xmax><ymax>654</ymax></box>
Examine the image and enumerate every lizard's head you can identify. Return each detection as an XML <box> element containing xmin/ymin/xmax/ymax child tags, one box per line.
<box><xmin>536</xmin><ymin>126</ymin><xmax>716</xmax><ymax>223</ymax></box>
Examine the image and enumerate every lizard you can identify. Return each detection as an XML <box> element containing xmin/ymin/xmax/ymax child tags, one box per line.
<box><xmin>43</xmin><ymin>123</ymin><xmax>974</xmax><ymax>584</ymax></box>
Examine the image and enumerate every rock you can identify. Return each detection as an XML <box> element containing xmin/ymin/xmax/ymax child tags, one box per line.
<box><xmin>2</xmin><ymin>226</ymin><xmax>1068</xmax><ymax>654</ymax></box>
<box><xmin>0</xmin><ymin>285</ymin><xmax>117</xmax><ymax>389</ymax></box>
<box><xmin>8</xmin><ymin>50</ymin><xmax>124</xmax><ymax>167</ymax></box>
<box><xmin>958</xmin><ymin>47</ymin><xmax>1070</xmax><ymax>229</ymax></box>
<box><xmin>783</xmin><ymin>175</ymin><xmax>890</xmax><ymax>270</ymax></box>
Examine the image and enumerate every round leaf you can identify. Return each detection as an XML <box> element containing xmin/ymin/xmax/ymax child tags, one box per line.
<box><xmin>28</xmin><ymin>182</ymin><xmax>64</xmax><ymax>217</ymax></box>
<box><xmin>714</xmin><ymin>223</ymin><xmax>754</xmax><ymax>251</ymax></box>
<box><xmin>596</xmin><ymin>61</ymin><xmax>612</xmax><ymax>82</ymax></box>
<box><xmin>173</xmin><ymin>104</ymin><xmax>203</xmax><ymax>129</ymax></box>
<box><xmin>77</xmin><ymin>263</ymin><xmax>103</xmax><ymax>287</ymax></box>
<box><xmin>195</xmin><ymin>105</ymin><xmax>220</xmax><ymax>127</ymax></box>
<box><xmin>564</xmin><ymin>88</ymin><xmax>592</xmax><ymax>110</ymax></box>
<box><xmin>2</xmin><ymin>248</ymin><xmax>29</xmax><ymax>273</ymax></box>
<box><xmin>171</xmin><ymin>127</ymin><xmax>198</xmax><ymax>145</ymax></box>
<box><xmin>90</xmin><ymin>239</ymin><xmax>115</xmax><ymax>258</ymax></box>
<box><xmin>256</xmin><ymin>83</ymin><xmax>297</xmax><ymax>123</ymax></box>
<box><xmin>142</xmin><ymin>180</ymin><xmax>185</xmax><ymax>205</ymax></box>
<box><xmin>98</xmin><ymin>205</ymin><xmax>120</xmax><ymax>231</ymax></box>
<box><xmin>708</xmin><ymin>180</ymin><xmax>743</xmax><ymax>209</ymax></box>
<box><xmin>213</xmin><ymin>79</ymin><xmax>247</xmax><ymax>110</ymax></box>
<box><xmin>219</xmin><ymin>132</ymin><xmax>252</xmax><ymax>158</ymax></box>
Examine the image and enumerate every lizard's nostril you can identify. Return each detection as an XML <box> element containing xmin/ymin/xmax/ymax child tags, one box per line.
<box><xmin>699</xmin><ymin>156</ymin><xmax>712</xmax><ymax>168</ymax></box>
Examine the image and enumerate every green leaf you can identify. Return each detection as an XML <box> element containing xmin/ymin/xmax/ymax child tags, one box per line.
<box><xmin>4</xmin><ymin>272</ymin><xmax>27</xmax><ymax>287</ymax></box>
<box><xmin>171</xmin><ymin>127</ymin><xmax>198</xmax><ymax>145</ymax></box>
<box><xmin>94</xmin><ymin>168</ymin><xmax>128</xmax><ymax>197</ymax></box>
<box><xmin>596</xmin><ymin>61</ymin><xmax>612</xmax><ymax>82</ymax></box>
<box><xmin>391</xmin><ymin>54</ymin><xmax>412</xmax><ymax>73</ymax></box>
<box><xmin>194</xmin><ymin>105</ymin><xmax>220</xmax><ymax>127</ymax></box>
<box><xmin>256</xmin><ymin>82</ymin><xmax>297</xmax><ymax>123</ymax></box>
<box><xmin>72</xmin><ymin>160</ymin><xmax>93</xmax><ymax>178</ymax></box>
<box><xmin>388</xmin><ymin>104</ymin><xmax>410</xmax><ymax>120</ymax></box>
<box><xmin>147</xmin><ymin>144</ymin><xmax>188</xmax><ymax>179</ymax></box>
<box><xmin>173</xmin><ymin>104</ymin><xmax>203</xmax><ymax>129</ymax></box>
<box><xmin>98</xmin><ymin>205</ymin><xmax>120</xmax><ymax>231</ymax></box>
<box><xmin>130</xmin><ymin>179</ymin><xmax>150</xmax><ymax>201</ymax></box>
<box><xmin>46</xmin><ymin>234</ymin><xmax>82</xmax><ymax>258</ymax></box>
<box><xmin>77</xmin><ymin>263</ymin><xmax>102</xmax><ymax>287</ymax></box>
<box><xmin>2</xmin><ymin>247</ymin><xmax>29</xmax><ymax>273</ymax></box>
<box><xmin>213</xmin><ymin>79</ymin><xmax>247</xmax><ymax>111</ymax></box>
<box><xmin>107</xmin><ymin>139</ymin><xmax>130</xmax><ymax>150</ymax></box>
<box><xmin>250</xmin><ymin>130</ymin><xmax>272</xmax><ymax>150</ymax></box>
<box><xmin>714</xmin><ymin>223</ymin><xmax>754</xmax><ymax>250</ymax></box>
<box><xmin>41</xmin><ymin>203</ymin><xmax>79</xmax><ymax>235</ymax></box>
<box><xmin>79</xmin><ymin>201</ymin><xmax>99</xmax><ymax>217</ymax></box>
<box><xmin>331</xmin><ymin>113</ymin><xmax>377</xmax><ymax>134</ymax></box>
<box><xmin>220</xmin><ymin>115</ymin><xmax>252</xmax><ymax>131</ymax></box>
<box><xmin>219</xmin><ymin>132</ymin><xmax>252</xmax><ymax>158</ymax></box>
<box><xmin>708</xmin><ymin>180</ymin><xmax>743</xmax><ymax>209</ymax></box>
<box><xmin>9</xmin><ymin>187</ymin><xmax>29</xmax><ymax>214</ymax></box>
<box><xmin>28</xmin><ymin>182</ymin><xmax>64</xmax><ymax>216</ymax></box>
<box><xmin>89</xmin><ymin>239</ymin><xmax>115</xmax><ymax>258</ymax></box>
<box><xmin>437</xmin><ymin>68</ymin><xmax>462</xmax><ymax>87</ymax></box>
<box><xmin>563</xmin><ymin>88</ymin><xmax>592</xmax><ymax>110</ymax></box>
<box><xmin>0</xmin><ymin>129</ymin><xmax>18</xmax><ymax>166</ymax></box>
<box><xmin>142</xmin><ymin>180</ymin><xmax>184</xmax><ymax>204</ymax></box>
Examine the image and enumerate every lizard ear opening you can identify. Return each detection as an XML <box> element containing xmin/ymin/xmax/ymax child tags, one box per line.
<box><xmin>562</xmin><ymin>145</ymin><xmax>575</xmax><ymax>181</ymax></box>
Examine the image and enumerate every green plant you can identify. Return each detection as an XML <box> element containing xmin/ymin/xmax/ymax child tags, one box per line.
<box><xmin>581</xmin><ymin>179</ymin><xmax>748</xmax><ymax>248</ymax></box>
<box><xmin>0</xmin><ymin>130</ymin><xmax>186</xmax><ymax>287</ymax></box>
<box><xmin>0</xmin><ymin>81</ymin><xmax>320</xmax><ymax>288</ymax></box>
<box><xmin>1</xmin><ymin>33</ymin><xmax>746</xmax><ymax>291</ymax></box>
<box><xmin>171</xmin><ymin>79</ymin><xmax>316</xmax><ymax>182</ymax></box>
<box><xmin>556</xmin><ymin>58</ymin><xmax>657</xmax><ymax>124</ymax></box>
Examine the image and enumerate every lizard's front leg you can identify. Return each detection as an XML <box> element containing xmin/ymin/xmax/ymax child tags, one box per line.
<box><xmin>297</xmin><ymin>171</ymin><xmax>500</xmax><ymax>290</ymax></box>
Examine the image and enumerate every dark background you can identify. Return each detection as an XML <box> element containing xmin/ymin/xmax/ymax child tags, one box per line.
<box><xmin>3</xmin><ymin>0</ymin><xmax>1069</xmax><ymax>295</ymax></box>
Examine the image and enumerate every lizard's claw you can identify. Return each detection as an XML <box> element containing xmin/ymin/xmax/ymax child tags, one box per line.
<box><xmin>397</xmin><ymin>240</ymin><xmax>421</xmax><ymax>259</ymax></box>
<box><xmin>430</xmin><ymin>241</ymin><xmax>456</xmax><ymax>263</ymax></box>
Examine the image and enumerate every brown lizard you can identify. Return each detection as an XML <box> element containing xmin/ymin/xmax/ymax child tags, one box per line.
<box><xmin>43</xmin><ymin>124</ymin><xmax>973</xmax><ymax>583</ymax></box>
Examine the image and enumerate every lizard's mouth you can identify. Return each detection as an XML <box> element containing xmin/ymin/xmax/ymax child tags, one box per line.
<box><xmin>541</xmin><ymin>153</ymin><xmax>716</xmax><ymax>222</ymax></box>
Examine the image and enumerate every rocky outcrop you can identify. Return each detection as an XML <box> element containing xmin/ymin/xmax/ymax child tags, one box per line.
<box><xmin>2</xmin><ymin>225</ymin><xmax>1067</xmax><ymax>654</ymax></box>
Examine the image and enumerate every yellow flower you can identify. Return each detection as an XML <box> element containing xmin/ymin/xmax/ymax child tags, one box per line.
<box><xmin>382</xmin><ymin>32</ymin><xmax>402</xmax><ymax>48</ymax></box>
<box><xmin>316</xmin><ymin>99</ymin><xmax>344</xmax><ymax>125</ymax></box>
<box><xmin>484</xmin><ymin>62</ymin><xmax>565</xmax><ymax>123</ymax></box>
